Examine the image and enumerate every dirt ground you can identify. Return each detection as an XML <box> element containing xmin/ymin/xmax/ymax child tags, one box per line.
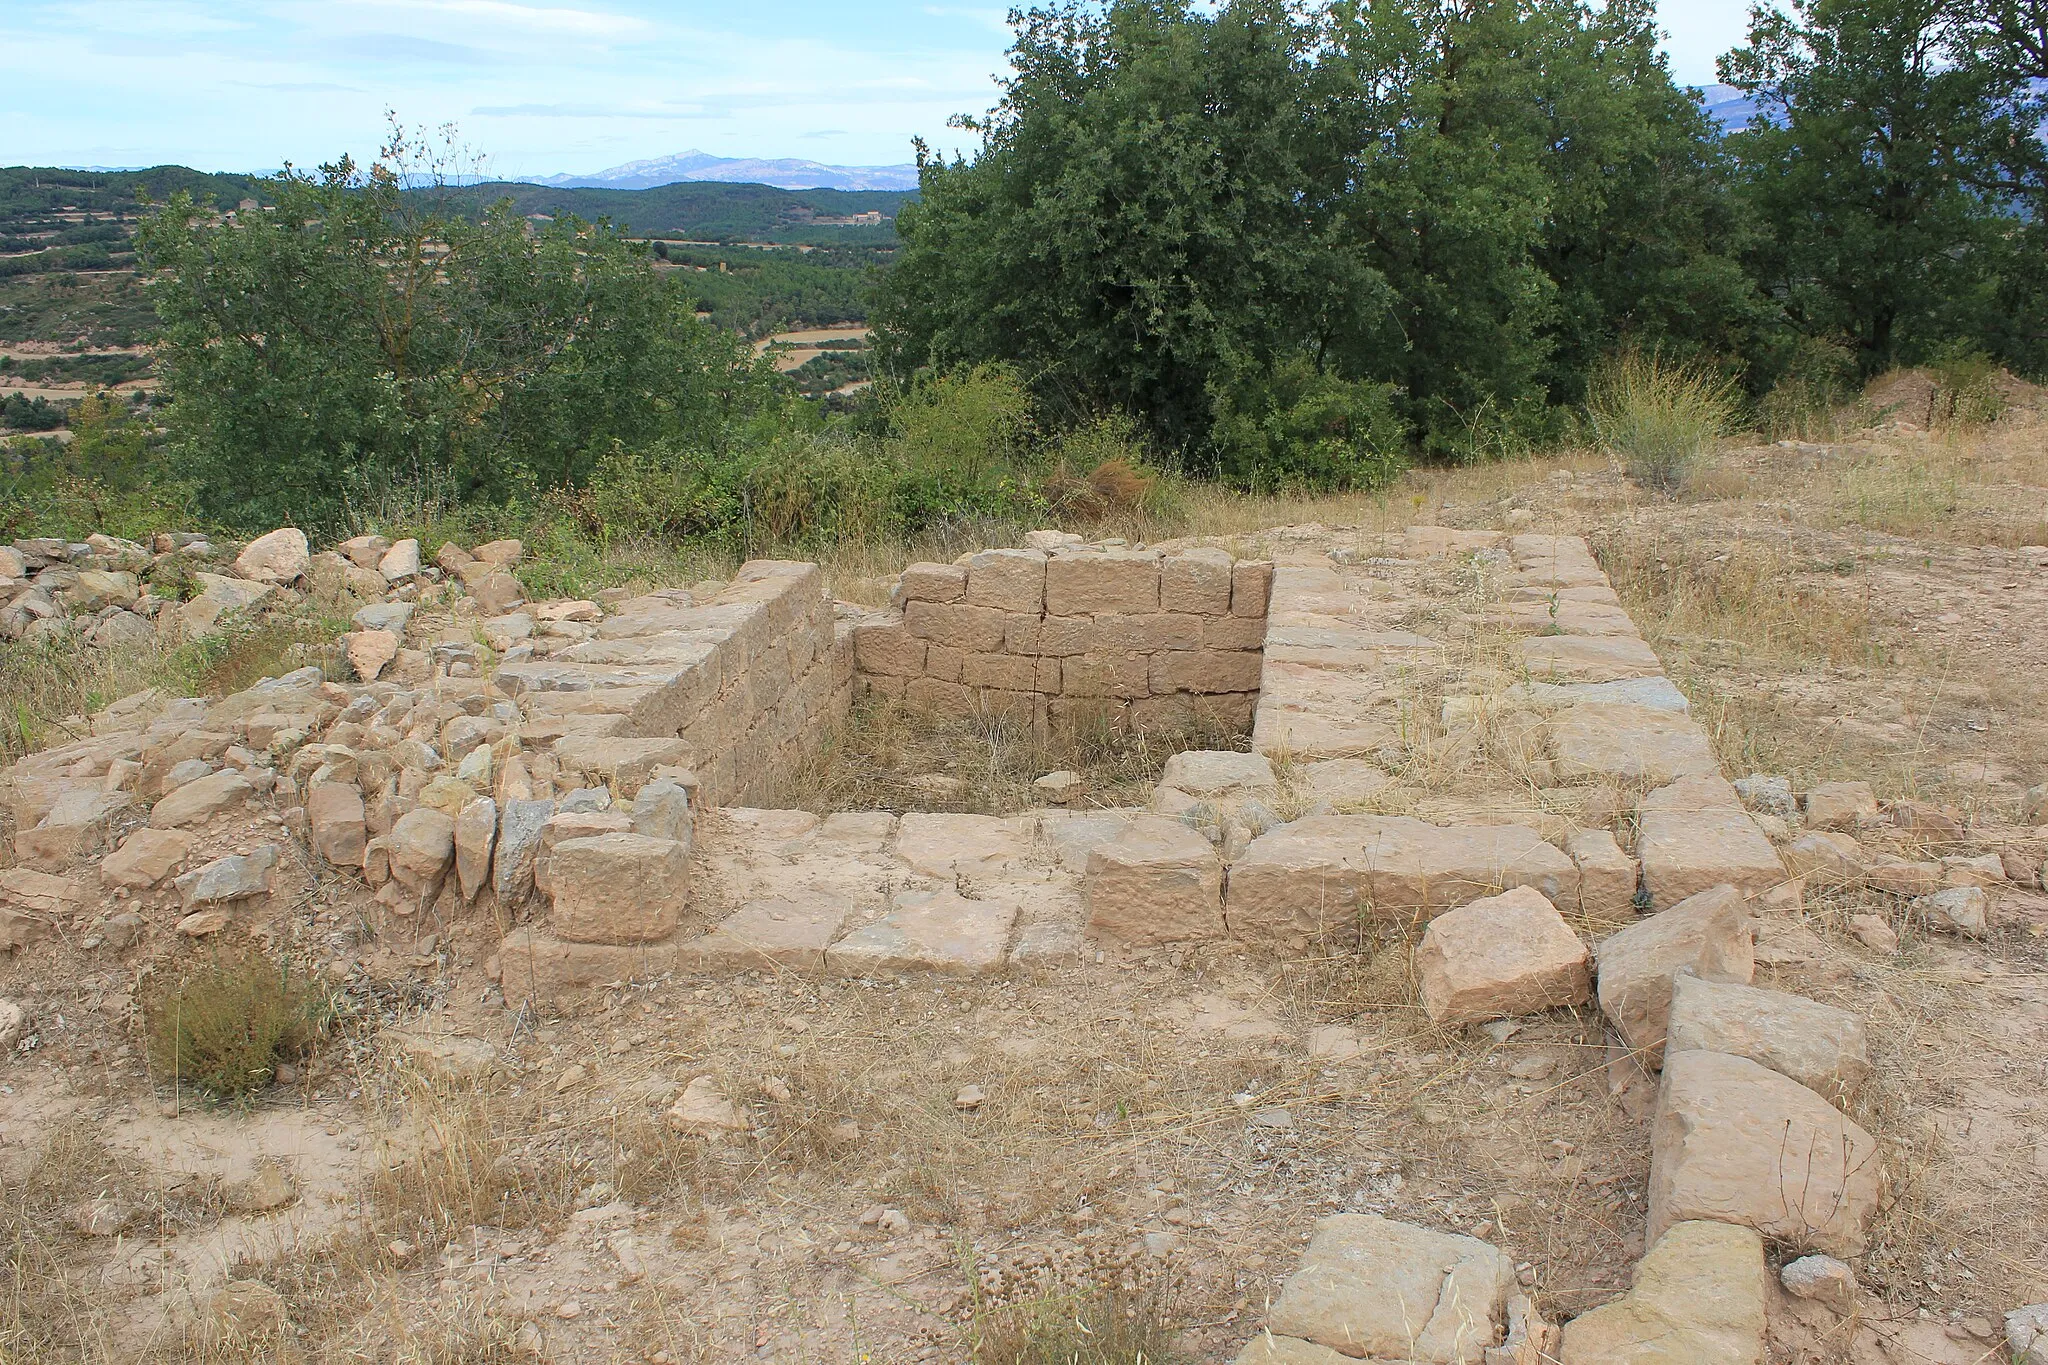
<box><xmin>1</xmin><ymin>395</ymin><xmax>2045</xmax><ymax>1363</ymax></box>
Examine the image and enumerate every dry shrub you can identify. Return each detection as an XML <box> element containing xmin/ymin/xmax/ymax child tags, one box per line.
<box><xmin>971</xmin><ymin>1245</ymin><xmax>1187</xmax><ymax>1365</ymax></box>
<box><xmin>142</xmin><ymin>947</ymin><xmax>331</xmax><ymax>1102</ymax></box>
<box><xmin>1046</xmin><ymin>457</ymin><xmax>1159</xmax><ymax>522</ymax></box>
<box><xmin>1585</xmin><ymin>351</ymin><xmax>1739</xmax><ymax>493</ymax></box>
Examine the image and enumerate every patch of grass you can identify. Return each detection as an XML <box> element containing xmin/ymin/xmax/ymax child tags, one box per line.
<box><xmin>141</xmin><ymin>947</ymin><xmax>332</xmax><ymax>1102</ymax></box>
<box><xmin>969</xmin><ymin>1248</ymin><xmax>1186</xmax><ymax>1365</ymax></box>
<box><xmin>1585</xmin><ymin>351</ymin><xmax>1740</xmax><ymax>494</ymax></box>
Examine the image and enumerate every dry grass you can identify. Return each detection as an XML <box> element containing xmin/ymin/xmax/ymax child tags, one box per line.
<box><xmin>141</xmin><ymin>947</ymin><xmax>332</xmax><ymax>1103</ymax></box>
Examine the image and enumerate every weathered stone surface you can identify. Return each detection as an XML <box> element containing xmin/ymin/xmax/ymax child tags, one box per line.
<box><xmin>1045</xmin><ymin>549</ymin><xmax>1160</xmax><ymax>615</ymax></box>
<box><xmin>149</xmin><ymin>769</ymin><xmax>254</xmax><ymax>828</ymax></box>
<box><xmin>825</xmin><ymin>892</ymin><xmax>1017</xmax><ymax>977</ymax></box>
<box><xmin>1084</xmin><ymin>816</ymin><xmax>1225</xmax><ymax>944</ymax></box>
<box><xmin>455</xmin><ymin>797</ymin><xmax>497</xmax><ymax>901</ymax></box>
<box><xmin>470</xmin><ymin>571</ymin><xmax>526</xmax><ymax>617</ymax></box>
<box><xmin>417</xmin><ymin>775</ymin><xmax>477</xmax><ymax>817</ymax></box>
<box><xmin>1226</xmin><ymin>816</ymin><xmax>1580</xmax><ymax>942</ymax></box>
<box><xmin>100</xmin><ymin>827</ymin><xmax>193</xmax><ymax>889</ymax></box>
<box><xmin>346</xmin><ymin>629</ymin><xmax>400</xmax><ymax>683</ymax></box>
<box><xmin>1159</xmin><ymin>749</ymin><xmax>1277</xmax><ymax>798</ymax></box>
<box><xmin>1665</xmin><ymin>973</ymin><xmax>1871</xmax><ymax>1099</ymax></box>
<box><xmin>553</xmin><ymin>736</ymin><xmax>690</xmax><ymax>798</ymax></box>
<box><xmin>1162</xmin><ymin>547</ymin><xmax>1236</xmax><ymax>615</ymax></box>
<box><xmin>1566</xmin><ymin>829</ymin><xmax>1637</xmax><ymax>915</ymax></box>
<box><xmin>1230</xmin><ymin>1335</ymin><xmax>1352</xmax><ymax>1365</ymax></box>
<box><xmin>496</xmin><ymin>926</ymin><xmax>685</xmax><ymax>1005</ymax></box>
<box><xmin>630</xmin><ymin>777</ymin><xmax>694</xmax><ymax>846</ymax></box>
<box><xmin>1637</xmin><ymin>800</ymin><xmax>1788</xmax><ymax>910</ymax></box>
<box><xmin>1298</xmin><ymin>758</ymin><xmax>1391</xmax><ymax>807</ymax></box>
<box><xmin>16</xmin><ymin>788</ymin><xmax>132</xmax><ymax>869</ymax></box>
<box><xmin>232</xmin><ymin>528</ymin><xmax>309</xmax><ymax>584</ymax></box>
<box><xmin>897</xmin><ymin>561</ymin><xmax>967</xmax><ymax>603</ymax></box>
<box><xmin>305</xmin><ymin>783</ymin><xmax>367</xmax><ymax>867</ymax></box>
<box><xmin>0</xmin><ymin>867</ymin><xmax>83</xmax><ymax>915</ymax></box>
<box><xmin>1649</xmin><ymin>1050</ymin><xmax>1888</xmax><ymax>1257</ymax></box>
<box><xmin>378</xmin><ymin>538</ymin><xmax>420</xmax><ymax>582</ymax></box>
<box><xmin>1266</xmin><ymin>1213</ymin><xmax>1513</xmax><ymax>1364</ymax></box>
<box><xmin>493</xmin><ymin>798</ymin><xmax>555</xmax><ymax>906</ymax></box>
<box><xmin>1595</xmin><ymin>885</ymin><xmax>1754</xmax><ymax>1062</ymax></box>
<box><xmin>1779</xmin><ymin>1255</ymin><xmax>1859</xmax><ymax>1315</ymax></box>
<box><xmin>1804</xmin><ymin>781</ymin><xmax>1877</xmax><ymax>830</ymax></box>
<box><xmin>548</xmin><ymin>833</ymin><xmax>689</xmax><ymax>945</ymax></box>
<box><xmin>894</xmin><ymin>813</ymin><xmax>1028</xmax><ymax>880</ymax></box>
<box><xmin>1558</xmin><ymin>1220</ymin><xmax>1766</xmax><ymax>1365</ymax></box>
<box><xmin>388</xmin><ymin>808</ymin><xmax>456</xmax><ymax>898</ymax></box>
<box><xmin>678</xmin><ymin>897</ymin><xmax>848</xmax><ymax>972</ymax></box>
<box><xmin>386</xmin><ymin>1030</ymin><xmax>499</xmax><ymax>1086</ymax></box>
<box><xmin>1865</xmin><ymin>855</ymin><xmax>1942</xmax><ymax>897</ymax></box>
<box><xmin>1550</xmin><ymin>703</ymin><xmax>1720</xmax><ymax>786</ymax></box>
<box><xmin>175</xmin><ymin>845</ymin><xmax>277</xmax><ymax>910</ymax></box>
<box><xmin>668</xmin><ymin>1076</ymin><xmax>749</xmax><ymax>1134</ymax></box>
<box><xmin>1518</xmin><ymin>634</ymin><xmax>1665</xmax><ymax>682</ymax></box>
<box><xmin>1415</xmin><ymin>886</ymin><xmax>1591</xmax><ymax>1025</ymax></box>
<box><xmin>964</xmin><ymin>548</ymin><xmax>1047</xmax><ymax>612</ymax></box>
<box><xmin>2007</xmin><ymin>1304</ymin><xmax>2048</xmax><ymax>1365</ymax></box>
<box><xmin>1917</xmin><ymin>884</ymin><xmax>1988</xmax><ymax>937</ymax></box>
<box><xmin>1781</xmin><ymin>831</ymin><xmax>1868</xmax><ymax>886</ymax></box>
<box><xmin>534</xmin><ymin>810</ymin><xmax>634</xmax><ymax>896</ymax></box>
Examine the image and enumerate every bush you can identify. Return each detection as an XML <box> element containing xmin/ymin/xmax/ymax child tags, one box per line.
<box><xmin>141</xmin><ymin>948</ymin><xmax>330</xmax><ymax>1101</ymax></box>
<box><xmin>1756</xmin><ymin>336</ymin><xmax>1859</xmax><ymax>440</ymax></box>
<box><xmin>1208</xmin><ymin>357</ymin><xmax>1408</xmax><ymax>491</ymax></box>
<box><xmin>1586</xmin><ymin>351</ymin><xmax>1739</xmax><ymax>493</ymax></box>
<box><xmin>1925</xmin><ymin>344</ymin><xmax>2007</xmax><ymax>429</ymax></box>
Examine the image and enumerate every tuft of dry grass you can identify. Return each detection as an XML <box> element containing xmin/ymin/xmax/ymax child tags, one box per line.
<box><xmin>142</xmin><ymin>947</ymin><xmax>332</xmax><ymax>1103</ymax></box>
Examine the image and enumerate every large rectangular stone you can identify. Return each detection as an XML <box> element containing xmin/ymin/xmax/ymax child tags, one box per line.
<box><xmin>1151</xmin><ymin>648</ymin><xmax>1263</xmax><ymax>695</ymax></box>
<box><xmin>1084</xmin><ymin>816</ymin><xmax>1225</xmax><ymax>943</ymax></box>
<box><xmin>824</xmin><ymin>892</ymin><xmax>1018</xmax><ymax>977</ymax></box>
<box><xmin>1638</xmin><ymin>808</ymin><xmax>1789</xmax><ymax>909</ymax></box>
<box><xmin>547</xmin><ymin>833</ymin><xmax>690</xmax><ymax>944</ymax></box>
<box><xmin>964</xmin><ymin>548</ymin><xmax>1047</xmax><ymax>612</ymax></box>
<box><xmin>551</xmin><ymin>736</ymin><xmax>693</xmax><ymax>798</ymax></box>
<box><xmin>1045</xmin><ymin>550</ymin><xmax>1160</xmax><ymax>615</ymax></box>
<box><xmin>497</xmin><ymin>927</ymin><xmax>687</xmax><ymax>1006</ymax></box>
<box><xmin>1062</xmin><ymin>652</ymin><xmax>1152</xmax><ymax>698</ymax></box>
<box><xmin>1161</xmin><ymin>548</ymin><xmax>1234</xmax><ymax>614</ymax></box>
<box><xmin>903</xmin><ymin>600</ymin><xmax>1008</xmax><ymax>652</ymax></box>
<box><xmin>676</xmin><ymin>897</ymin><xmax>848</xmax><ymax>972</ymax></box>
<box><xmin>897</xmin><ymin>561</ymin><xmax>966</xmax><ymax>603</ymax></box>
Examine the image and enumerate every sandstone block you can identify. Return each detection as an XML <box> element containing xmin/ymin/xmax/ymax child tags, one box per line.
<box><xmin>1231</xmin><ymin>559</ymin><xmax>1273</xmax><ymax>616</ymax></box>
<box><xmin>1062</xmin><ymin>651</ymin><xmax>1152</xmax><ymax>698</ymax></box>
<box><xmin>960</xmin><ymin>651</ymin><xmax>1044</xmax><ymax>692</ymax></box>
<box><xmin>1045</xmin><ymin>549</ymin><xmax>1160</xmax><ymax>615</ymax></box>
<box><xmin>1866</xmin><ymin>855</ymin><xmax>1941</xmax><ymax>897</ymax></box>
<box><xmin>233</xmin><ymin>528</ymin><xmax>309</xmax><ymax>584</ymax></box>
<box><xmin>894</xmin><ymin>813</ymin><xmax>1029</xmax><ymax>879</ymax></box>
<box><xmin>1084</xmin><ymin>816</ymin><xmax>1226</xmax><ymax>944</ymax></box>
<box><xmin>149</xmin><ymin>769</ymin><xmax>254</xmax><ymax>829</ymax></box>
<box><xmin>378</xmin><ymin>539</ymin><xmax>420</xmax><ymax>582</ymax></box>
<box><xmin>1558</xmin><ymin>1220</ymin><xmax>1766</xmax><ymax>1365</ymax></box>
<box><xmin>16</xmin><ymin>788</ymin><xmax>131</xmax><ymax>869</ymax></box>
<box><xmin>100</xmin><ymin>827</ymin><xmax>193</xmax><ymax>889</ymax></box>
<box><xmin>0</xmin><ymin>867</ymin><xmax>84</xmax><ymax>916</ymax></box>
<box><xmin>1160</xmin><ymin>749</ymin><xmax>1277</xmax><ymax>798</ymax></box>
<box><xmin>1549</xmin><ymin>703</ymin><xmax>1719</xmax><ymax>786</ymax></box>
<box><xmin>1204</xmin><ymin>611</ymin><xmax>1270</xmax><ymax>649</ymax></box>
<box><xmin>338</xmin><ymin>534</ymin><xmax>390</xmax><ymax>570</ymax></box>
<box><xmin>1779</xmin><ymin>1255</ymin><xmax>1859</xmax><ymax>1316</ymax></box>
<box><xmin>1152</xmin><ymin>648</ymin><xmax>1264</xmax><ymax>695</ymax></box>
<box><xmin>553</xmin><ymin>736</ymin><xmax>691</xmax><ymax>798</ymax></box>
<box><xmin>176</xmin><ymin>845</ymin><xmax>277</xmax><ymax>910</ymax></box>
<box><xmin>1804</xmin><ymin>781</ymin><xmax>1877</xmax><ymax>830</ymax></box>
<box><xmin>1637</xmin><ymin>807</ymin><xmax>1788</xmax><ymax>909</ymax></box>
<box><xmin>1267</xmin><ymin>1213</ymin><xmax>1513</xmax><ymax>1364</ymax></box>
<box><xmin>1161</xmin><ymin>547</ymin><xmax>1234</xmax><ymax>614</ymax></box>
<box><xmin>547</xmin><ymin>832</ymin><xmax>689</xmax><ymax>945</ymax></box>
<box><xmin>965</xmin><ymin>548</ymin><xmax>1047</xmax><ymax>612</ymax></box>
<box><xmin>852</xmin><ymin>619</ymin><xmax>926</xmax><ymax>677</ymax></box>
<box><xmin>1298</xmin><ymin>759</ymin><xmax>1391</xmax><ymax>807</ymax></box>
<box><xmin>471</xmin><ymin>538</ymin><xmax>524</xmax><ymax>567</ymax></box>
<box><xmin>903</xmin><ymin>600</ymin><xmax>1008</xmax><ymax>652</ymax></box>
<box><xmin>1415</xmin><ymin>886</ymin><xmax>1591</xmax><ymax>1025</ymax></box>
<box><xmin>1649</xmin><ymin>1049</ymin><xmax>1888</xmax><ymax>1257</ymax></box>
<box><xmin>904</xmin><ymin>675</ymin><xmax>976</xmax><ymax>716</ymax></box>
<box><xmin>455</xmin><ymin>796</ymin><xmax>497</xmax><ymax>902</ymax></box>
<box><xmin>493</xmin><ymin>797</ymin><xmax>555</xmax><ymax>907</ymax></box>
<box><xmin>1917</xmin><ymin>884</ymin><xmax>1988</xmax><ymax>937</ymax></box>
<box><xmin>1518</xmin><ymin>634</ymin><xmax>1664</xmax><ymax>682</ymax></box>
<box><xmin>678</xmin><ymin>896</ymin><xmax>848</xmax><ymax>972</ymax></box>
<box><xmin>1567</xmin><ymin>829</ymin><xmax>1637</xmax><ymax>914</ymax></box>
<box><xmin>1782</xmin><ymin>831</ymin><xmax>1867</xmax><ymax>886</ymax></box>
<box><xmin>1594</xmin><ymin>884</ymin><xmax>1753</xmax><ymax>1062</ymax></box>
<box><xmin>306</xmin><ymin>783</ymin><xmax>367</xmax><ymax>867</ymax></box>
<box><xmin>346</xmin><ymin>629</ymin><xmax>400</xmax><ymax>682</ymax></box>
<box><xmin>897</xmin><ymin>561</ymin><xmax>967</xmax><ymax>603</ymax></box>
<box><xmin>470</xmin><ymin>571</ymin><xmax>525</xmax><ymax>617</ymax></box>
<box><xmin>1665</xmin><ymin>973</ymin><xmax>1871</xmax><ymax>1099</ymax></box>
<box><xmin>825</xmin><ymin>892</ymin><xmax>1017</xmax><ymax>976</ymax></box>
<box><xmin>497</xmin><ymin>926</ymin><xmax>686</xmax><ymax>1006</ymax></box>
<box><xmin>388</xmin><ymin>807</ymin><xmax>457</xmax><ymax>898</ymax></box>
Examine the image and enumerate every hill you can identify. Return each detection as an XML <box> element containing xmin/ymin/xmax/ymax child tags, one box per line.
<box><xmin>530</xmin><ymin>149</ymin><xmax>920</xmax><ymax>193</ymax></box>
<box><xmin>440</xmin><ymin>179</ymin><xmax>912</xmax><ymax>244</ymax></box>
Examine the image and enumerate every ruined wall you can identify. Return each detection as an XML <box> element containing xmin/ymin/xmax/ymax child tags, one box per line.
<box><xmin>499</xmin><ymin>561</ymin><xmax>849</xmax><ymax>808</ymax></box>
<box><xmin>850</xmin><ymin>541</ymin><xmax>1273</xmax><ymax>732</ymax></box>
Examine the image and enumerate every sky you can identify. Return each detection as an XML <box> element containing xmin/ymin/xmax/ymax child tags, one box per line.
<box><xmin>3</xmin><ymin>0</ymin><xmax>1757</xmax><ymax>177</ymax></box>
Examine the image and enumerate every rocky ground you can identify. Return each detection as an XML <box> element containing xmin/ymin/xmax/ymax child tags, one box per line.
<box><xmin>0</xmin><ymin>400</ymin><xmax>2044</xmax><ymax>1364</ymax></box>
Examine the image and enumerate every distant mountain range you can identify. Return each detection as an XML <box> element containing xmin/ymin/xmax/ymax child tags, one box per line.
<box><xmin>530</xmin><ymin>150</ymin><xmax>920</xmax><ymax>193</ymax></box>
<box><xmin>1697</xmin><ymin>83</ymin><xmax>1764</xmax><ymax>130</ymax></box>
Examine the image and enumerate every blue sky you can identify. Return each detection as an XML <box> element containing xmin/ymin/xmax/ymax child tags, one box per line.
<box><xmin>4</xmin><ymin>0</ymin><xmax>1756</xmax><ymax>176</ymax></box>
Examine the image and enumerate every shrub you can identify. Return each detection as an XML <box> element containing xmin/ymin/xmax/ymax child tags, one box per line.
<box><xmin>1586</xmin><ymin>351</ymin><xmax>1739</xmax><ymax>493</ymax></box>
<box><xmin>1925</xmin><ymin>344</ymin><xmax>2007</xmax><ymax>429</ymax></box>
<box><xmin>971</xmin><ymin>1284</ymin><xmax>1181</xmax><ymax>1365</ymax></box>
<box><xmin>1756</xmin><ymin>336</ymin><xmax>1859</xmax><ymax>441</ymax></box>
<box><xmin>1208</xmin><ymin>356</ymin><xmax>1408</xmax><ymax>491</ymax></box>
<box><xmin>142</xmin><ymin>948</ymin><xmax>330</xmax><ymax>1101</ymax></box>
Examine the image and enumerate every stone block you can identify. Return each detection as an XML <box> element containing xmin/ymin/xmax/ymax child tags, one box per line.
<box><xmin>1415</xmin><ymin>886</ymin><xmax>1591</xmax><ymax>1025</ymax></box>
<box><xmin>548</xmin><ymin>832</ymin><xmax>690</xmax><ymax>945</ymax></box>
<box><xmin>1231</xmin><ymin>559</ymin><xmax>1273</xmax><ymax>616</ymax></box>
<box><xmin>100</xmin><ymin>827</ymin><xmax>193</xmax><ymax>889</ymax></box>
<box><xmin>1231</xmin><ymin>1336</ymin><xmax>1354</xmax><ymax>1365</ymax></box>
<box><xmin>494</xmin><ymin>797</ymin><xmax>556</xmax><ymax>907</ymax></box>
<box><xmin>553</xmin><ymin>736</ymin><xmax>692</xmax><ymax>798</ymax></box>
<box><xmin>1267</xmin><ymin>1213</ymin><xmax>1513</xmax><ymax>1364</ymax></box>
<box><xmin>903</xmin><ymin>600</ymin><xmax>1008</xmax><ymax>652</ymax></box>
<box><xmin>1161</xmin><ymin>547</ymin><xmax>1234</xmax><ymax>614</ymax></box>
<box><xmin>497</xmin><ymin>926</ymin><xmax>686</xmax><ymax>1006</ymax></box>
<box><xmin>1204</xmin><ymin>611</ymin><xmax>1269</xmax><ymax>649</ymax></box>
<box><xmin>853</xmin><ymin>619</ymin><xmax>926</xmax><ymax>677</ymax></box>
<box><xmin>149</xmin><ymin>769</ymin><xmax>254</xmax><ymax>829</ymax></box>
<box><xmin>1062</xmin><ymin>652</ymin><xmax>1152</xmax><ymax>698</ymax></box>
<box><xmin>1045</xmin><ymin>549</ymin><xmax>1160</xmax><ymax>615</ymax></box>
<box><xmin>1567</xmin><ymin>829</ymin><xmax>1637</xmax><ymax>914</ymax></box>
<box><xmin>306</xmin><ymin>783</ymin><xmax>367</xmax><ymax>867</ymax></box>
<box><xmin>1518</xmin><ymin>634</ymin><xmax>1665</xmax><ymax>682</ymax></box>
<box><xmin>897</xmin><ymin>561</ymin><xmax>967</xmax><ymax>604</ymax></box>
<box><xmin>1866</xmin><ymin>856</ymin><xmax>1941</xmax><ymax>897</ymax></box>
<box><xmin>233</xmin><ymin>528</ymin><xmax>309</xmax><ymax>584</ymax></box>
<box><xmin>1549</xmin><ymin>704</ymin><xmax>1719</xmax><ymax>786</ymax></box>
<box><xmin>455</xmin><ymin>796</ymin><xmax>497</xmax><ymax>901</ymax></box>
<box><xmin>389</xmin><ymin>808</ymin><xmax>457</xmax><ymax>899</ymax></box>
<box><xmin>964</xmin><ymin>548</ymin><xmax>1047</xmax><ymax>613</ymax></box>
<box><xmin>1159</xmin><ymin>750</ymin><xmax>1278</xmax><ymax>798</ymax></box>
<box><xmin>1084</xmin><ymin>816</ymin><xmax>1226</xmax><ymax>943</ymax></box>
<box><xmin>904</xmin><ymin>675</ymin><xmax>976</xmax><ymax>716</ymax></box>
<box><xmin>1665</xmin><ymin>973</ymin><xmax>1872</xmax><ymax>1099</ymax></box>
<box><xmin>16</xmin><ymin>788</ymin><xmax>131</xmax><ymax>869</ymax></box>
<box><xmin>960</xmin><ymin>652</ymin><xmax>1045</xmax><ymax>692</ymax></box>
<box><xmin>895</xmin><ymin>812</ymin><xmax>1029</xmax><ymax>879</ymax></box>
<box><xmin>825</xmin><ymin>892</ymin><xmax>1018</xmax><ymax>976</ymax></box>
<box><xmin>1781</xmin><ymin>831</ymin><xmax>1868</xmax><ymax>886</ymax></box>
<box><xmin>1650</xmin><ymin>1049</ymin><xmax>1888</xmax><ymax>1257</ymax></box>
<box><xmin>176</xmin><ymin>845</ymin><xmax>277</xmax><ymax>910</ymax></box>
<box><xmin>1637</xmin><ymin>801</ymin><xmax>1788</xmax><ymax>910</ymax></box>
<box><xmin>677</xmin><ymin>896</ymin><xmax>847</xmax><ymax>972</ymax></box>
<box><xmin>1558</xmin><ymin>1220</ymin><xmax>1766</xmax><ymax>1365</ymax></box>
<box><xmin>1804</xmin><ymin>781</ymin><xmax>1877</xmax><ymax>830</ymax></box>
<box><xmin>1594</xmin><ymin>884</ymin><xmax>1754</xmax><ymax>1063</ymax></box>
<box><xmin>1298</xmin><ymin>759</ymin><xmax>1392</xmax><ymax>807</ymax></box>
<box><xmin>1152</xmin><ymin>648</ymin><xmax>1264</xmax><ymax>695</ymax></box>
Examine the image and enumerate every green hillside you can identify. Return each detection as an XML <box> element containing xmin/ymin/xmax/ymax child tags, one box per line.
<box><xmin>437</xmin><ymin>179</ymin><xmax>910</xmax><ymax>244</ymax></box>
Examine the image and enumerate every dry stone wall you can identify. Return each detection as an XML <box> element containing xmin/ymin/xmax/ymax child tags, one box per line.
<box><xmin>851</xmin><ymin>536</ymin><xmax>1273</xmax><ymax>733</ymax></box>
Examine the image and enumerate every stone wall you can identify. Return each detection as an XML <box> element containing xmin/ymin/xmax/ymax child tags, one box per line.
<box><xmin>850</xmin><ymin>540</ymin><xmax>1273</xmax><ymax>732</ymax></box>
<box><xmin>498</xmin><ymin>561</ymin><xmax>848</xmax><ymax>808</ymax></box>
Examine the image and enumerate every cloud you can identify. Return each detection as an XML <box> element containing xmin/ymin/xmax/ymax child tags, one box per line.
<box><xmin>800</xmin><ymin>129</ymin><xmax>850</xmax><ymax>139</ymax></box>
<box><xmin>472</xmin><ymin>102</ymin><xmax>701</xmax><ymax>120</ymax></box>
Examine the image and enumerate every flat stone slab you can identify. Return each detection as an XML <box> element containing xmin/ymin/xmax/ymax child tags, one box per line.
<box><xmin>1266</xmin><ymin>1213</ymin><xmax>1513</xmax><ymax>1364</ymax></box>
<box><xmin>1638</xmin><ymin>807</ymin><xmax>1788</xmax><ymax>909</ymax></box>
<box><xmin>677</xmin><ymin>897</ymin><xmax>848</xmax><ymax>972</ymax></box>
<box><xmin>1666</xmin><ymin>973</ymin><xmax>1872</xmax><ymax>1101</ymax></box>
<box><xmin>893</xmin><ymin>814</ymin><xmax>1031</xmax><ymax>880</ymax></box>
<box><xmin>1518</xmin><ymin>633</ymin><xmax>1665</xmax><ymax>681</ymax></box>
<box><xmin>824</xmin><ymin>892</ymin><xmax>1018</xmax><ymax>977</ymax></box>
<box><xmin>1227</xmin><ymin>815</ymin><xmax>1580</xmax><ymax>942</ymax></box>
<box><xmin>1549</xmin><ymin>703</ymin><xmax>1720</xmax><ymax>785</ymax></box>
<box><xmin>497</xmin><ymin>927</ymin><xmax>686</xmax><ymax>1006</ymax></box>
<box><xmin>1559</xmin><ymin>1220</ymin><xmax>1767</xmax><ymax>1365</ymax></box>
<box><xmin>1596</xmin><ymin>884</ymin><xmax>1755</xmax><ymax>1062</ymax></box>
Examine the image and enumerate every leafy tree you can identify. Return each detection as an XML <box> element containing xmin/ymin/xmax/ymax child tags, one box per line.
<box><xmin>136</xmin><ymin>124</ymin><xmax>775</xmax><ymax>532</ymax></box>
<box><xmin>1720</xmin><ymin>0</ymin><xmax>2036</xmax><ymax>371</ymax></box>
